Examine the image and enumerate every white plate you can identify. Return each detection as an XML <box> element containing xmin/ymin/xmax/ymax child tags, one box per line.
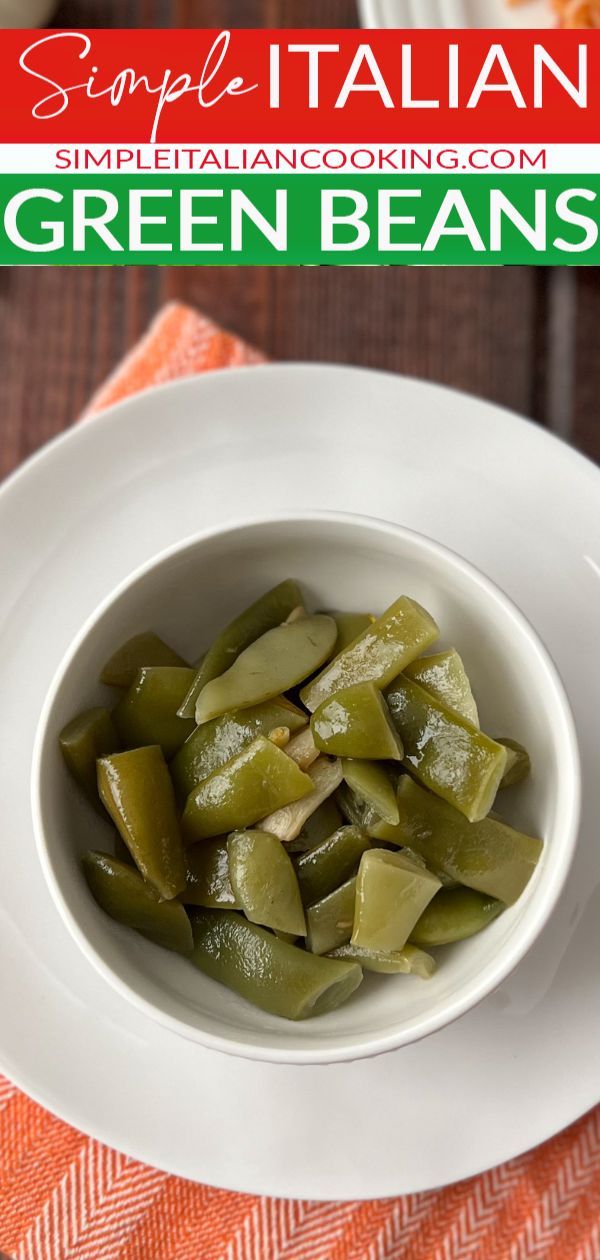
<box><xmin>359</xmin><ymin>0</ymin><xmax>553</xmax><ymax>28</ymax></box>
<box><xmin>0</xmin><ymin>365</ymin><xmax>598</xmax><ymax>1200</ymax></box>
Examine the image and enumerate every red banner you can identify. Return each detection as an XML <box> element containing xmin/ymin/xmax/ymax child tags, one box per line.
<box><xmin>0</xmin><ymin>28</ymin><xmax>596</xmax><ymax>145</ymax></box>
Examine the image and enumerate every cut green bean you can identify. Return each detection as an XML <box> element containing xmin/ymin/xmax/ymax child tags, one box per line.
<box><xmin>337</xmin><ymin>782</ymin><xmax>382</xmax><ymax>831</ymax></box>
<box><xmin>410</xmin><ymin>887</ymin><xmax>504</xmax><ymax>947</ymax></box>
<box><xmin>329</xmin><ymin>612</ymin><xmax>375</xmax><ymax>652</ymax></box>
<box><xmin>339</xmin><ymin>775</ymin><xmax>436</xmax><ymax>847</ymax></box>
<box><xmin>182</xmin><ymin>736</ymin><xmax>313</xmax><ymax>843</ymax></box>
<box><xmin>342</xmin><ymin>760</ymin><xmax>399</xmax><ymax>826</ymax></box>
<box><xmin>386</xmin><ymin>675</ymin><xmax>507</xmax><ymax>822</ymax></box>
<box><xmin>306</xmin><ymin>877</ymin><xmax>357</xmax><ymax>955</ymax></box>
<box><xmin>295</xmin><ymin>825</ymin><xmax>370</xmax><ymax>905</ymax></box>
<box><xmin>114</xmin><ymin>832</ymin><xmax>135</xmax><ymax>865</ymax></box>
<box><xmin>195</xmin><ymin>614</ymin><xmax>337</xmax><ymax>724</ymax></box>
<box><xmin>395</xmin><ymin>776</ymin><xmax>543</xmax><ymax>904</ymax></box>
<box><xmin>352</xmin><ymin>849</ymin><xmax>441</xmax><ymax>952</ymax></box>
<box><xmin>97</xmin><ymin>746</ymin><xmax>186</xmax><ymax>899</ymax></box>
<box><xmin>301</xmin><ymin>596</ymin><xmax>439</xmax><ymax>712</ymax></box>
<box><xmin>404</xmin><ymin>648</ymin><xmax>479</xmax><ymax>727</ymax></box>
<box><xmin>497</xmin><ymin>738</ymin><xmax>532</xmax><ymax>788</ymax></box>
<box><xmin>311</xmin><ymin>682</ymin><xmax>403</xmax><ymax>761</ymax></box>
<box><xmin>178</xmin><ymin>580</ymin><xmax>303</xmax><ymax>718</ymax></box>
<box><xmin>284</xmin><ymin>606</ymin><xmax>307</xmax><ymax>624</ymax></box>
<box><xmin>338</xmin><ymin>784</ymin><xmax>460</xmax><ymax>887</ymax></box>
<box><xmin>101</xmin><ymin>632</ymin><xmax>188</xmax><ymax>688</ymax></box>
<box><xmin>228</xmin><ymin>831</ymin><xmax>307</xmax><ymax>936</ymax></box>
<box><xmin>112</xmin><ymin>666</ymin><xmax>196</xmax><ymax>759</ymax></box>
<box><xmin>181</xmin><ymin>838</ymin><xmax>240</xmax><ymax>908</ymax></box>
<box><xmin>59</xmin><ymin>707</ymin><xmax>120</xmax><ymax>806</ymax></box>
<box><xmin>82</xmin><ymin>851</ymin><xmax>193</xmax><ymax>954</ymax></box>
<box><xmin>190</xmin><ymin>909</ymin><xmax>362</xmax><ymax>1020</ymax></box>
<box><xmin>328</xmin><ymin>941</ymin><xmax>435</xmax><ymax>977</ymax></box>
<box><xmin>170</xmin><ymin>699</ymin><xmax>306</xmax><ymax>800</ymax></box>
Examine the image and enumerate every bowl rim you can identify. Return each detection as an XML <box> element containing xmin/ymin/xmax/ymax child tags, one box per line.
<box><xmin>31</xmin><ymin>509</ymin><xmax>582</xmax><ymax>1065</ymax></box>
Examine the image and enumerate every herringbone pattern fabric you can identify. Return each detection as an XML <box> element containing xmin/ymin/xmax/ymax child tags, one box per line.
<box><xmin>0</xmin><ymin>1080</ymin><xmax>598</xmax><ymax>1260</ymax></box>
<box><xmin>1</xmin><ymin>303</ymin><xmax>598</xmax><ymax>1259</ymax></box>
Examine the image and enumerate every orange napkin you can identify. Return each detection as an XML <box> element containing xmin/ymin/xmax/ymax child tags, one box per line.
<box><xmin>84</xmin><ymin>302</ymin><xmax>266</xmax><ymax>415</ymax></box>
<box><xmin>1</xmin><ymin>303</ymin><xmax>598</xmax><ymax>1260</ymax></box>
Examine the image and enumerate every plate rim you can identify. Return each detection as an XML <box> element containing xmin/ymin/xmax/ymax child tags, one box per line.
<box><xmin>3</xmin><ymin>361</ymin><xmax>598</xmax><ymax>510</ymax></box>
<box><xmin>0</xmin><ymin>361</ymin><xmax>598</xmax><ymax>1197</ymax></box>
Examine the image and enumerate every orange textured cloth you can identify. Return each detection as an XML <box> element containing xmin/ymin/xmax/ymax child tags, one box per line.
<box><xmin>1</xmin><ymin>302</ymin><xmax>598</xmax><ymax>1260</ymax></box>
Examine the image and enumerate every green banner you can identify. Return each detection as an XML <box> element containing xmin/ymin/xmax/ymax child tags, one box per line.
<box><xmin>0</xmin><ymin>174</ymin><xmax>597</xmax><ymax>264</ymax></box>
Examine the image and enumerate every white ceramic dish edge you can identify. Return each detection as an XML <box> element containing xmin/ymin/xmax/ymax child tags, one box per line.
<box><xmin>359</xmin><ymin>0</ymin><xmax>551</xmax><ymax>28</ymax></box>
<box><xmin>32</xmin><ymin>510</ymin><xmax>581</xmax><ymax>1067</ymax></box>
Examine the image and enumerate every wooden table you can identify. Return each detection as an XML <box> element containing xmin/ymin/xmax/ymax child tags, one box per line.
<box><xmin>1</xmin><ymin>0</ymin><xmax>598</xmax><ymax>480</ymax></box>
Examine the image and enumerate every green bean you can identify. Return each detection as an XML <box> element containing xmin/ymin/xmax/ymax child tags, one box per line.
<box><xmin>113</xmin><ymin>832</ymin><xmax>135</xmax><ymax>865</ymax></box>
<box><xmin>82</xmin><ymin>852</ymin><xmax>193</xmax><ymax>954</ymax></box>
<box><xmin>286</xmin><ymin>834</ymin><xmax>325</xmax><ymax>855</ymax></box>
<box><xmin>395</xmin><ymin>776</ymin><xmax>543</xmax><ymax>904</ymax></box>
<box><xmin>337</xmin><ymin>782</ymin><xmax>381</xmax><ymax>830</ymax></box>
<box><xmin>189</xmin><ymin>909</ymin><xmax>362</xmax><ymax>1020</ymax></box>
<box><xmin>342</xmin><ymin>760</ymin><xmax>399</xmax><ymax>825</ymax></box>
<box><xmin>410</xmin><ymin>887</ymin><xmax>504</xmax><ymax>947</ymax></box>
<box><xmin>404</xmin><ymin>648</ymin><xmax>479</xmax><ymax>727</ymax></box>
<box><xmin>170</xmin><ymin>699</ymin><xmax>306</xmax><ymax>800</ymax></box>
<box><xmin>182</xmin><ymin>736</ymin><xmax>313</xmax><ymax>843</ymax></box>
<box><xmin>352</xmin><ymin>849</ymin><xmax>441</xmax><ymax>952</ymax></box>
<box><xmin>181</xmin><ymin>838</ymin><xmax>240</xmax><ymax>909</ymax></box>
<box><xmin>228</xmin><ymin>831</ymin><xmax>307</xmax><ymax>936</ymax></box>
<box><xmin>311</xmin><ymin>682</ymin><xmax>403</xmax><ymax>761</ymax></box>
<box><xmin>112</xmin><ymin>666</ymin><xmax>196</xmax><ymax>759</ymax></box>
<box><xmin>284</xmin><ymin>606</ymin><xmax>307</xmax><ymax>624</ymax></box>
<box><xmin>338</xmin><ymin>784</ymin><xmax>461</xmax><ymax>888</ymax></box>
<box><xmin>59</xmin><ymin>707</ymin><xmax>120</xmax><ymax>806</ymax></box>
<box><xmin>101</xmin><ymin>632</ymin><xmax>188</xmax><ymax>688</ymax></box>
<box><xmin>305</xmin><ymin>877</ymin><xmax>357</xmax><ymax>955</ymax></box>
<box><xmin>497</xmin><ymin>738</ymin><xmax>531</xmax><ymax>788</ymax></box>
<box><xmin>295</xmin><ymin>825</ymin><xmax>370</xmax><ymax>905</ymax></box>
<box><xmin>178</xmin><ymin>580</ymin><xmax>303</xmax><ymax>718</ymax></box>
<box><xmin>386</xmin><ymin>675</ymin><xmax>507</xmax><ymax>822</ymax></box>
<box><xmin>195</xmin><ymin>614</ymin><xmax>337</xmax><ymax>724</ymax></box>
<box><xmin>328</xmin><ymin>941</ymin><xmax>435</xmax><ymax>977</ymax></box>
<box><xmin>97</xmin><ymin>746</ymin><xmax>186</xmax><ymax>899</ymax></box>
<box><xmin>329</xmin><ymin>612</ymin><xmax>375</xmax><ymax>652</ymax></box>
<box><xmin>301</xmin><ymin>596</ymin><xmax>439</xmax><ymax>712</ymax></box>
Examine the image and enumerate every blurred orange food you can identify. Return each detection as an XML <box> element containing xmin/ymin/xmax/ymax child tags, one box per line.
<box><xmin>509</xmin><ymin>0</ymin><xmax>600</xmax><ymax>24</ymax></box>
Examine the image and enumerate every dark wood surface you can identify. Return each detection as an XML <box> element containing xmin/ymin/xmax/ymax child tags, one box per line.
<box><xmin>0</xmin><ymin>0</ymin><xmax>598</xmax><ymax>480</ymax></box>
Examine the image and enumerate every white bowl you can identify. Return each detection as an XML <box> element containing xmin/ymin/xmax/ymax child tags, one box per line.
<box><xmin>32</xmin><ymin>512</ymin><xmax>580</xmax><ymax>1065</ymax></box>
